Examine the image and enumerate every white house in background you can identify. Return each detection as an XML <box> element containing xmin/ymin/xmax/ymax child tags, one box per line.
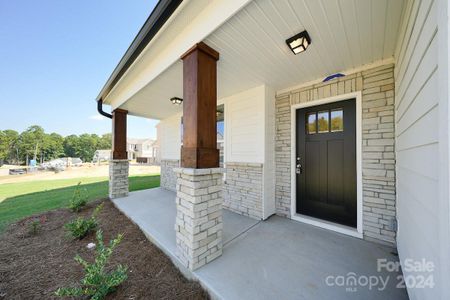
<box><xmin>93</xmin><ymin>138</ymin><xmax>159</xmax><ymax>163</ymax></box>
<box><xmin>126</xmin><ymin>138</ymin><xmax>159</xmax><ymax>162</ymax></box>
<box><xmin>96</xmin><ymin>0</ymin><xmax>450</xmax><ymax>299</ymax></box>
<box><xmin>92</xmin><ymin>149</ymin><xmax>111</xmax><ymax>163</ymax></box>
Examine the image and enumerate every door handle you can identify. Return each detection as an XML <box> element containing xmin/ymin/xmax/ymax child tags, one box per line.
<box><xmin>296</xmin><ymin>156</ymin><xmax>302</xmax><ymax>174</ymax></box>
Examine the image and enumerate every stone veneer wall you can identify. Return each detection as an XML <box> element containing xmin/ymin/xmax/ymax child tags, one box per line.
<box><xmin>109</xmin><ymin>159</ymin><xmax>129</xmax><ymax>199</ymax></box>
<box><xmin>223</xmin><ymin>162</ymin><xmax>263</xmax><ymax>220</ymax></box>
<box><xmin>275</xmin><ymin>64</ymin><xmax>396</xmax><ymax>246</ymax></box>
<box><xmin>174</xmin><ymin>168</ymin><xmax>224</xmax><ymax>270</ymax></box>
<box><xmin>160</xmin><ymin>159</ymin><xmax>179</xmax><ymax>192</ymax></box>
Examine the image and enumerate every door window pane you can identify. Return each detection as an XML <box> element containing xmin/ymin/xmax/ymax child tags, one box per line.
<box><xmin>318</xmin><ymin>111</ymin><xmax>329</xmax><ymax>133</ymax></box>
<box><xmin>331</xmin><ymin>109</ymin><xmax>344</xmax><ymax>132</ymax></box>
<box><xmin>217</xmin><ymin>104</ymin><xmax>224</xmax><ymax>140</ymax></box>
<box><xmin>217</xmin><ymin>104</ymin><xmax>225</xmax><ymax>167</ymax></box>
<box><xmin>306</xmin><ymin>113</ymin><xmax>316</xmax><ymax>134</ymax></box>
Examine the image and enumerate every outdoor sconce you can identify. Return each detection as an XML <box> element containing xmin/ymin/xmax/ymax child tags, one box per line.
<box><xmin>170</xmin><ymin>97</ymin><xmax>183</xmax><ymax>105</ymax></box>
<box><xmin>286</xmin><ymin>30</ymin><xmax>311</xmax><ymax>54</ymax></box>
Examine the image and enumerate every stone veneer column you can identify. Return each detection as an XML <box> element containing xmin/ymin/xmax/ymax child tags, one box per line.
<box><xmin>173</xmin><ymin>167</ymin><xmax>224</xmax><ymax>271</ymax></box>
<box><xmin>109</xmin><ymin>159</ymin><xmax>129</xmax><ymax>199</ymax></box>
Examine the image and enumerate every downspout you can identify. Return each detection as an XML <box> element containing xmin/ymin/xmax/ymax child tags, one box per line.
<box><xmin>97</xmin><ymin>99</ymin><xmax>112</xmax><ymax>119</ymax></box>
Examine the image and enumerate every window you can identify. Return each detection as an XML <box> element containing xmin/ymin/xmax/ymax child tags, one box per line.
<box><xmin>217</xmin><ymin>104</ymin><xmax>224</xmax><ymax>141</ymax></box>
<box><xmin>180</xmin><ymin>116</ymin><xmax>183</xmax><ymax>144</ymax></box>
<box><xmin>331</xmin><ymin>109</ymin><xmax>344</xmax><ymax>132</ymax></box>
<box><xmin>306</xmin><ymin>108</ymin><xmax>344</xmax><ymax>134</ymax></box>
<box><xmin>217</xmin><ymin>104</ymin><xmax>225</xmax><ymax>167</ymax></box>
<box><xmin>306</xmin><ymin>112</ymin><xmax>317</xmax><ymax>134</ymax></box>
<box><xmin>317</xmin><ymin>111</ymin><xmax>329</xmax><ymax>133</ymax></box>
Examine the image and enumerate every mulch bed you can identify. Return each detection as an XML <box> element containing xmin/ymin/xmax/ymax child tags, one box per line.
<box><xmin>0</xmin><ymin>199</ymin><xmax>209</xmax><ymax>300</ymax></box>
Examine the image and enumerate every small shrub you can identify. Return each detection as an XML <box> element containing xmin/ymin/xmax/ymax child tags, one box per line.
<box><xmin>55</xmin><ymin>230</ymin><xmax>128</xmax><ymax>300</ymax></box>
<box><xmin>28</xmin><ymin>220</ymin><xmax>40</xmax><ymax>235</ymax></box>
<box><xmin>65</xmin><ymin>204</ymin><xmax>103</xmax><ymax>239</ymax></box>
<box><xmin>69</xmin><ymin>182</ymin><xmax>88</xmax><ymax>212</ymax></box>
<box><xmin>27</xmin><ymin>216</ymin><xmax>46</xmax><ymax>236</ymax></box>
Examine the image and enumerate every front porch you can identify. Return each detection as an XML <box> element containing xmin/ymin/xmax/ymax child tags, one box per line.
<box><xmin>113</xmin><ymin>188</ymin><xmax>407</xmax><ymax>300</ymax></box>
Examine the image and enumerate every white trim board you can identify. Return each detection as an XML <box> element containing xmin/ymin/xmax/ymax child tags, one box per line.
<box><xmin>290</xmin><ymin>92</ymin><xmax>363</xmax><ymax>239</ymax></box>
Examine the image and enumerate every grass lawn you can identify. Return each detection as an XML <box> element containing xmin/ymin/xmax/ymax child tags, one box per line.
<box><xmin>0</xmin><ymin>174</ymin><xmax>160</xmax><ymax>233</ymax></box>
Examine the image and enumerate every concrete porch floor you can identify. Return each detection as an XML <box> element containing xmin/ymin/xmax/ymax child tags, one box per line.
<box><xmin>112</xmin><ymin>188</ymin><xmax>408</xmax><ymax>300</ymax></box>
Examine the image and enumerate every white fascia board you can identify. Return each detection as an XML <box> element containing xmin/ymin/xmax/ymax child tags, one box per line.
<box><xmin>106</xmin><ymin>0</ymin><xmax>253</xmax><ymax>110</ymax></box>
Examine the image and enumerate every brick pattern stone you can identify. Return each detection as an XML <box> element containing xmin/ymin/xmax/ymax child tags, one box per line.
<box><xmin>160</xmin><ymin>159</ymin><xmax>179</xmax><ymax>192</ymax></box>
<box><xmin>109</xmin><ymin>159</ymin><xmax>129</xmax><ymax>199</ymax></box>
<box><xmin>174</xmin><ymin>168</ymin><xmax>224</xmax><ymax>270</ymax></box>
<box><xmin>223</xmin><ymin>162</ymin><xmax>263</xmax><ymax>219</ymax></box>
<box><xmin>275</xmin><ymin>95</ymin><xmax>291</xmax><ymax>218</ymax></box>
<box><xmin>275</xmin><ymin>63</ymin><xmax>396</xmax><ymax>246</ymax></box>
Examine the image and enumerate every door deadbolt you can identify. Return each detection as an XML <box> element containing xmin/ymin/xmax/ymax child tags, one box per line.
<box><xmin>296</xmin><ymin>156</ymin><xmax>302</xmax><ymax>174</ymax></box>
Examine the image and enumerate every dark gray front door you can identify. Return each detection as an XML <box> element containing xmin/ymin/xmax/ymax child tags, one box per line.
<box><xmin>296</xmin><ymin>99</ymin><xmax>357</xmax><ymax>227</ymax></box>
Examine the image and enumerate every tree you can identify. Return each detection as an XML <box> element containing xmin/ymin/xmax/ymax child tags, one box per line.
<box><xmin>1</xmin><ymin>126</ymin><xmax>112</xmax><ymax>165</ymax></box>
<box><xmin>0</xmin><ymin>130</ymin><xmax>19</xmax><ymax>163</ymax></box>
<box><xmin>42</xmin><ymin>133</ymin><xmax>64</xmax><ymax>161</ymax></box>
<box><xmin>76</xmin><ymin>134</ymin><xmax>98</xmax><ymax>162</ymax></box>
<box><xmin>18</xmin><ymin>125</ymin><xmax>45</xmax><ymax>164</ymax></box>
<box><xmin>98</xmin><ymin>133</ymin><xmax>112</xmax><ymax>150</ymax></box>
<box><xmin>63</xmin><ymin>135</ymin><xmax>80</xmax><ymax>158</ymax></box>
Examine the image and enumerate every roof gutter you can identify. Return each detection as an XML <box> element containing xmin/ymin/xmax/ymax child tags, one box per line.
<box><xmin>96</xmin><ymin>0</ymin><xmax>183</xmax><ymax>108</ymax></box>
<box><xmin>97</xmin><ymin>99</ymin><xmax>112</xmax><ymax>119</ymax></box>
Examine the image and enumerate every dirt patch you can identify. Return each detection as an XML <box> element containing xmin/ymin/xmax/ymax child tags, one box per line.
<box><xmin>0</xmin><ymin>200</ymin><xmax>208</xmax><ymax>299</ymax></box>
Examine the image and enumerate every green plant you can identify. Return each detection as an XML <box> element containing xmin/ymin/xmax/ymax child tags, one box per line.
<box><xmin>65</xmin><ymin>204</ymin><xmax>103</xmax><ymax>239</ymax></box>
<box><xmin>55</xmin><ymin>230</ymin><xmax>128</xmax><ymax>300</ymax></box>
<box><xmin>68</xmin><ymin>182</ymin><xmax>88</xmax><ymax>212</ymax></box>
<box><xmin>27</xmin><ymin>215</ymin><xmax>46</xmax><ymax>236</ymax></box>
<box><xmin>28</xmin><ymin>220</ymin><xmax>40</xmax><ymax>235</ymax></box>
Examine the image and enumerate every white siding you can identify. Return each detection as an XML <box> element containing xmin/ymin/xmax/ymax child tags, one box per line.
<box><xmin>156</xmin><ymin>85</ymin><xmax>280</xmax><ymax>220</ymax></box>
<box><xmin>159</xmin><ymin>113</ymin><xmax>181</xmax><ymax>160</ymax></box>
<box><xmin>395</xmin><ymin>0</ymin><xmax>449</xmax><ymax>299</ymax></box>
<box><xmin>224</xmin><ymin>86</ymin><xmax>265</xmax><ymax>163</ymax></box>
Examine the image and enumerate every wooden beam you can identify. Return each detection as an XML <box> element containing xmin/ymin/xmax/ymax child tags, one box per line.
<box><xmin>112</xmin><ymin>108</ymin><xmax>128</xmax><ymax>160</ymax></box>
<box><xmin>180</xmin><ymin>42</ymin><xmax>219</xmax><ymax>168</ymax></box>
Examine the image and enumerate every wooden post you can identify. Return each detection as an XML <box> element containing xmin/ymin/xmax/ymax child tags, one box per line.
<box><xmin>180</xmin><ymin>42</ymin><xmax>219</xmax><ymax>168</ymax></box>
<box><xmin>112</xmin><ymin>109</ymin><xmax>128</xmax><ymax>160</ymax></box>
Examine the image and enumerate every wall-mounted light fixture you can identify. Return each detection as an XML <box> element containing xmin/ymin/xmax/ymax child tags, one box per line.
<box><xmin>170</xmin><ymin>97</ymin><xmax>183</xmax><ymax>105</ymax></box>
<box><xmin>286</xmin><ymin>30</ymin><xmax>311</xmax><ymax>55</ymax></box>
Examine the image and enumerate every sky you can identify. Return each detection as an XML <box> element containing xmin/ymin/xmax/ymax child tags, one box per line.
<box><xmin>0</xmin><ymin>0</ymin><xmax>159</xmax><ymax>139</ymax></box>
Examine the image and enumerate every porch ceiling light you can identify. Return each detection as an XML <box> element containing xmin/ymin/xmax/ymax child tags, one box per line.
<box><xmin>170</xmin><ymin>97</ymin><xmax>183</xmax><ymax>105</ymax></box>
<box><xmin>286</xmin><ymin>30</ymin><xmax>311</xmax><ymax>55</ymax></box>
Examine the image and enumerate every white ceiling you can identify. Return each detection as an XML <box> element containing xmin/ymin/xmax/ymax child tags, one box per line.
<box><xmin>121</xmin><ymin>0</ymin><xmax>405</xmax><ymax>120</ymax></box>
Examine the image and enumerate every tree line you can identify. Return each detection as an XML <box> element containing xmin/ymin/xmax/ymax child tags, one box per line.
<box><xmin>0</xmin><ymin>125</ymin><xmax>111</xmax><ymax>165</ymax></box>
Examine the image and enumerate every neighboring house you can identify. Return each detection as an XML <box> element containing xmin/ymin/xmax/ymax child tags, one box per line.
<box><xmin>92</xmin><ymin>149</ymin><xmax>111</xmax><ymax>163</ymax></box>
<box><xmin>96</xmin><ymin>0</ymin><xmax>450</xmax><ymax>299</ymax></box>
<box><xmin>127</xmin><ymin>138</ymin><xmax>159</xmax><ymax>162</ymax></box>
<box><xmin>93</xmin><ymin>139</ymin><xmax>159</xmax><ymax>163</ymax></box>
<box><xmin>59</xmin><ymin>157</ymin><xmax>83</xmax><ymax>167</ymax></box>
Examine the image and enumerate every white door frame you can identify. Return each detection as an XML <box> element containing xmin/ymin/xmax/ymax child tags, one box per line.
<box><xmin>290</xmin><ymin>91</ymin><xmax>363</xmax><ymax>238</ymax></box>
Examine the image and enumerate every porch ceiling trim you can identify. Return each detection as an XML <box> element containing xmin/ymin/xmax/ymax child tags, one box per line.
<box><xmin>103</xmin><ymin>0</ymin><xmax>253</xmax><ymax>111</ymax></box>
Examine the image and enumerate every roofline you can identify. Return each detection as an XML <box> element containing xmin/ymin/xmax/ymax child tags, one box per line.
<box><xmin>96</xmin><ymin>0</ymin><xmax>183</xmax><ymax>103</ymax></box>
